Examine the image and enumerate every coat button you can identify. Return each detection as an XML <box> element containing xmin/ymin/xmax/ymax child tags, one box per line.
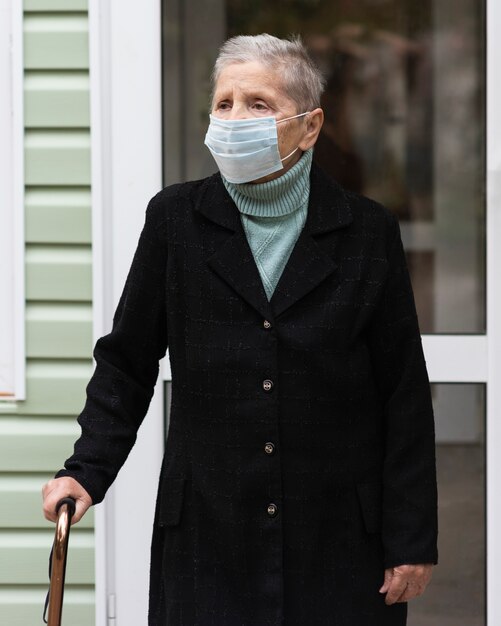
<box><xmin>263</xmin><ymin>319</ymin><xmax>272</xmax><ymax>329</ymax></box>
<box><xmin>262</xmin><ymin>379</ymin><xmax>274</xmax><ymax>392</ymax></box>
<box><xmin>264</xmin><ymin>442</ymin><xmax>275</xmax><ymax>455</ymax></box>
<box><xmin>267</xmin><ymin>503</ymin><xmax>278</xmax><ymax>517</ymax></box>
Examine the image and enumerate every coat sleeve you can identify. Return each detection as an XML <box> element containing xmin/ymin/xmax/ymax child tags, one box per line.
<box><xmin>54</xmin><ymin>191</ymin><xmax>169</xmax><ymax>504</ymax></box>
<box><xmin>365</xmin><ymin>210</ymin><xmax>438</xmax><ymax>569</ymax></box>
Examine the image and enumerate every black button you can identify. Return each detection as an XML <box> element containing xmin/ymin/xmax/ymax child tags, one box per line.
<box><xmin>262</xmin><ymin>379</ymin><xmax>273</xmax><ymax>392</ymax></box>
<box><xmin>263</xmin><ymin>319</ymin><xmax>272</xmax><ymax>329</ymax></box>
<box><xmin>264</xmin><ymin>442</ymin><xmax>275</xmax><ymax>455</ymax></box>
<box><xmin>267</xmin><ymin>503</ymin><xmax>278</xmax><ymax>517</ymax></box>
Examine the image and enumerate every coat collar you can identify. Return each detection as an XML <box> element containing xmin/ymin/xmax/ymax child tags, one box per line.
<box><xmin>194</xmin><ymin>162</ymin><xmax>353</xmax><ymax>320</ymax></box>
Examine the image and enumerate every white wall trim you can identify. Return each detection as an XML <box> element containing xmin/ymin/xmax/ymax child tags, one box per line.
<box><xmin>88</xmin><ymin>2</ymin><xmax>109</xmax><ymax>624</ymax></box>
<box><xmin>421</xmin><ymin>335</ymin><xmax>488</xmax><ymax>383</ymax></box>
<box><xmin>0</xmin><ymin>0</ymin><xmax>25</xmax><ymax>401</ymax></box>
<box><xmin>12</xmin><ymin>0</ymin><xmax>25</xmax><ymax>401</ymax></box>
<box><xmin>88</xmin><ymin>0</ymin><xmax>164</xmax><ymax>624</ymax></box>
<box><xmin>487</xmin><ymin>0</ymin><xmax>501</xmax><ymax>622</ymax></box>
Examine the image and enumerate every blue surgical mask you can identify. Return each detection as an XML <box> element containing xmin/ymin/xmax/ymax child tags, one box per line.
<box><xmin>204</xmin><ymin>112</ymin><xmax>310</xmax><ymax>183</ymax></box>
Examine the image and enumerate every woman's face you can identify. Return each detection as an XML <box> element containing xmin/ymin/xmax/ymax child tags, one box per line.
<box><xmin>211</xmin><ymin>61</ymin><xmax>316</xmax><ymax>182</ymax></box>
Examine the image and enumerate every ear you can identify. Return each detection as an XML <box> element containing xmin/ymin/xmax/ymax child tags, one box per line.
<box><xmin>298</xmin><ymin>108</ymin><xmax>324</xmax><ymax>151</ymax></box>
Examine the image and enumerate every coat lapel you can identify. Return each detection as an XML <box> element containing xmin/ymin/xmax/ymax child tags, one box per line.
<box><xmin>194</xmin><ymin>163</ymin><xmax>353</xmax><ymax>321</ymax></box>
<box><xmin>195</xmin><ymin>175</ymin><xmax>274</xmax><ymax>321</ymax></box>
<box><xmin>269</xmin><ymin>164</ymin><xmax>353</xmax><ymax>318</ymax></box>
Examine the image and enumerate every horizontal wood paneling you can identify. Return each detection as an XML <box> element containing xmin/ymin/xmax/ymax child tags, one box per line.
<box><xmin>25</xmin><ymin>131</ymin><xmax>91</xmax><ymax>185</ymax></box>
<box><xmin>0</xmin><ymin>416</ymin><xmax>91</xmax><ymax>469</ymax></box>
<box><xmin>25</xmin><ymin>71</ymin><xmax>90</xmax><ymax>127</ymax></box>
<box><xmin>24</xmin><ymin>0</ymin><xmax>88</xmax><ymax>11</ymax></box>
<box><xmin>0</xmin><ymin>588</ymin><xmax>94</xmax><ymax>626</ymax></box>
<box><xmin>24</xmin><ymin>15</ymin><xmax>89</xmax><ymax>70</ymax></box>
<box><xmin>18</xmin><ymin>361</ymin><xmax>92</xmax><ymax>416</ymax></box>
<box><xmin>26</xmin><ymin>303</ymin><xmax>92</xmax><ymax>358</ymax></box>
<box><xmin>0</xmin><ymin>530</ymin><xmax>94</xmax><ymax>584</ymax></box>
<box><xmin>26</xmin><ymin>245</ymin><xmax>92</xmax><ymax>301</ymax></box>
<box><xmin>0</xmin><ymin>475</ymin><xmax>94</xmax><ymax>528</ymax></box>
<box><xmin>3</xmin><ymin>5</ymin><xmax>95</xmax><ymax>623</ymax></box>
<box><xmin>25</xmin><ymin>188</ymin><xmax>91</xmax><ymax>244</ymax></box>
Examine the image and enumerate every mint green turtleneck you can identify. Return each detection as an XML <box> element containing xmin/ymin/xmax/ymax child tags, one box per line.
<box><xmin>222</xmin><ymin>148</ymin><xmax>313</xmax><ymax>301</ymax></box>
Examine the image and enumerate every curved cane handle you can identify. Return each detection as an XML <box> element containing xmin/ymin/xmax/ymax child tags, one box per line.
<box><xmin>45</xmin><ymin>498</ymin><xmax>76</xmax><ymax>626</ymax></box>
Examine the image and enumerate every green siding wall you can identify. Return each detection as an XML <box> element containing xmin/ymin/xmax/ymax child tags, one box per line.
<box><xmin>0</xmin><ymin>1</ymin><xmax>95</xmax><ymax>624</ymax></box>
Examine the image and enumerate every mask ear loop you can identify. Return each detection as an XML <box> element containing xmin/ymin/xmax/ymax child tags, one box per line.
<box><xmin>280</xmin><ymin>146</ymin><xmax>300</xmax><ymax>163</ymax></box>
<box><xmin>277</xmin><ymin>111</ymin><xmax>311</xmax><ymax>163</ymax></box>
<box><xmin>276</xmin><ymin>111</ymin><xmax>311</xmax><ymax>125</ymax></box>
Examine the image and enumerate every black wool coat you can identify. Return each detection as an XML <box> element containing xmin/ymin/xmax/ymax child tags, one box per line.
<box><xmin>57</xmin><ymin>162</ymin><xmax>438</xmax><ymax>626</ymax></box>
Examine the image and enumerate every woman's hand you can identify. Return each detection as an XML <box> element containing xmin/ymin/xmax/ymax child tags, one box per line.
<box><xmin>42</xmin><ymin>477</ymin><xmax>93</xmax><ymax>525</ymax></box>
<box><xmin>379</xmin><ymin>563</ymin><xmax>433</xmax><ymax>604</ymax></box>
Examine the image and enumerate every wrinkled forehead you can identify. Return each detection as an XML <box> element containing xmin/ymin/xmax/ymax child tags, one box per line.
<box><xmin>211</xmin><ymin>61</ymin><xmax>295</xmax><ymax>107</ymax></box>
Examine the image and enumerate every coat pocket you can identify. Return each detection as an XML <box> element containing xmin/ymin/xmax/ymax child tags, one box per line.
<box><xmin>356</xmin><ymin>481</ymin><xmax>383</xmax><ymax>534</ymax></box>
<box><xmin>158</xmin><ymin>477</ymin><xmax>186</xmax><ymax>527</ymax></box>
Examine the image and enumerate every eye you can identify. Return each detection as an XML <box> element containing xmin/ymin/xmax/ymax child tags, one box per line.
<box><xmin>252</xmin><ymin>101</ymin><xmax>270</xmax><ymax>112</ymax></box>
<box><xmin>215</xmin><ymin>101</ymin><xmax>231</xmax><ymax>111</ymax></box>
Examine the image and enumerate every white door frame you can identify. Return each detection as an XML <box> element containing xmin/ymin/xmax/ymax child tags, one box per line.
<box><xmin>486</xmin><ymin>0</ymin><xmax>501</xmax><ymax>622</ymax></box>
<box><xmin>89</xmin><ymin>1</ymin><xmax>501</xmax><ymax>623</ymax></box>
<box><xmin>0</xmin><ymin>0</ymin><xmax>25</xmax><ymax>401</ymax></box>
<box><xmin>88</xmin><ymin>1</ymin><xmax>164</xmax><ymax>624</ymax></box>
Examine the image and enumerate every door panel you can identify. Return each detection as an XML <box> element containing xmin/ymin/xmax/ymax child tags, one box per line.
<box><xmin>163</xmin><ymin>0</ymin><xmax>486</xmax><ymax>335</ymax></box>
<box><xmin>161</xmin><ymin>1</ymin><xmax>487</xmax><ymax>624</ymax></box>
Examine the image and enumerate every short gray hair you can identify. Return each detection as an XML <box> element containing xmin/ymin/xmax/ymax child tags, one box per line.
<box><xmin>211</xmin><ymin>33</ymin><xmax>326</xmax><ymax>113</ymax></box>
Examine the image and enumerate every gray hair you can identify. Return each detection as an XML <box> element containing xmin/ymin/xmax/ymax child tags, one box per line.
<box><xmin>211</xmin><ymin>33</ymin><xmax>326</xmax><ymax>113</ymax></box>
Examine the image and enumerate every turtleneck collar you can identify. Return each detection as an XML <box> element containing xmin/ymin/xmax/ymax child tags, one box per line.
<box><xmin>222</xmin><ymin>148</ymin><xmax>313</xmax><ymax>217</ymax></box>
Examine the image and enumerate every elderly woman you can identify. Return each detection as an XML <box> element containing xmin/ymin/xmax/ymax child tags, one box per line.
<box><xmin>43</xmin><ymin>34</ymin><xmax>438</xmax><ymax>626</ymax></box>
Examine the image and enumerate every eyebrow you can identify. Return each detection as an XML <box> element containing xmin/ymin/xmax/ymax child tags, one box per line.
<box><xmin>214</xmin><ymin>85</ymin><xmax>280</xmax><ymax>104</ymax></box>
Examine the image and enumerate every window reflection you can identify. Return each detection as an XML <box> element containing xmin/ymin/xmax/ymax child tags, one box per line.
<box><xmin>162</xmin><ymin>2</ymin><xmax>487</xmax><ymax>620</ymax></box>
<box><xmin>226</xmin><ymin>0</ymin><xmax>486</xmax><ymax>333</ymax></box>
<box><xmin>162</xmin><ymin>0</ymin><xmax>486</xmax><ymax>333</ymax></box>
<box><xmin>409</xmin><ymin>384</ymin><xmax>485</xmax><ymax>626</ymax></box>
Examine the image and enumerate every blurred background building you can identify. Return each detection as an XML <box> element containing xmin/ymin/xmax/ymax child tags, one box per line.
<box><xmin>0</xmin><ymin>0</ymin><xmax>499</xmax><ymax>624</ymax></box>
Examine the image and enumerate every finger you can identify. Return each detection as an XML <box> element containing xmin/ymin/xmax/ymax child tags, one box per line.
<box><xmin>379</xmin><ymin>568</ymin><xmax>393</xmax><ymax>593</ymax></box>
<box><xmin>384</xmin><ymin>564</ymin><xmax>434</xmax><ymax>603</ymax></box>
<box><xmin>43</xmin><ymin>492</ymin><xmax>68</xmax><ymax>522</ymax></box>
<box><xmin>44</xmin><ymin>492</ymin><xmax>88</xmax><ymax>524</ymax></box>
<box><xmin>385</xmin><ymin>574</ymin><xmax>408</xmax><ymax>605</ymax></box>
<box><xmin>396</xmin><ymin>582</ymin><xmax>425</xmax><ymax>603</ymax></box>
<box><xmin>71</xmin><ymin>497</ymin><xmax>92</xmax><ymax>525</ymax></box>
<box><xmin>42</xmin><ymin>478</ymin><xmax>92</xmax><ymax>524</ymax></box>
<box><xmin>42</xmin><ymin>484</ymin><xmax>61</xmax><ymax>522</ymax></box>
<box><xmin>400</xmin><ymin>570</ymin><xmax>432</xmax><ymax>593</ymax></box>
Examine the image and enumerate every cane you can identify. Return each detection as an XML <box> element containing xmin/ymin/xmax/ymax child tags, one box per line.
<box><xmin>43</xmin><ymin>497</ymin><xmax>76</xmax><ymax>626</ymax></box>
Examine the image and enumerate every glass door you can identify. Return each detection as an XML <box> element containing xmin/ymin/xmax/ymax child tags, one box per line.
<box><xmin>161</xmin><ymin>1</ymin><xmax>489</xmax><ymax>623</ymax></box>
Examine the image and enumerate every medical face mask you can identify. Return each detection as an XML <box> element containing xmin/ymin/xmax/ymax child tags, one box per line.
<box><xmin>204</xmin><ymin>112</ymin><xmax>310</xmax><ymax>183</ymax></box>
